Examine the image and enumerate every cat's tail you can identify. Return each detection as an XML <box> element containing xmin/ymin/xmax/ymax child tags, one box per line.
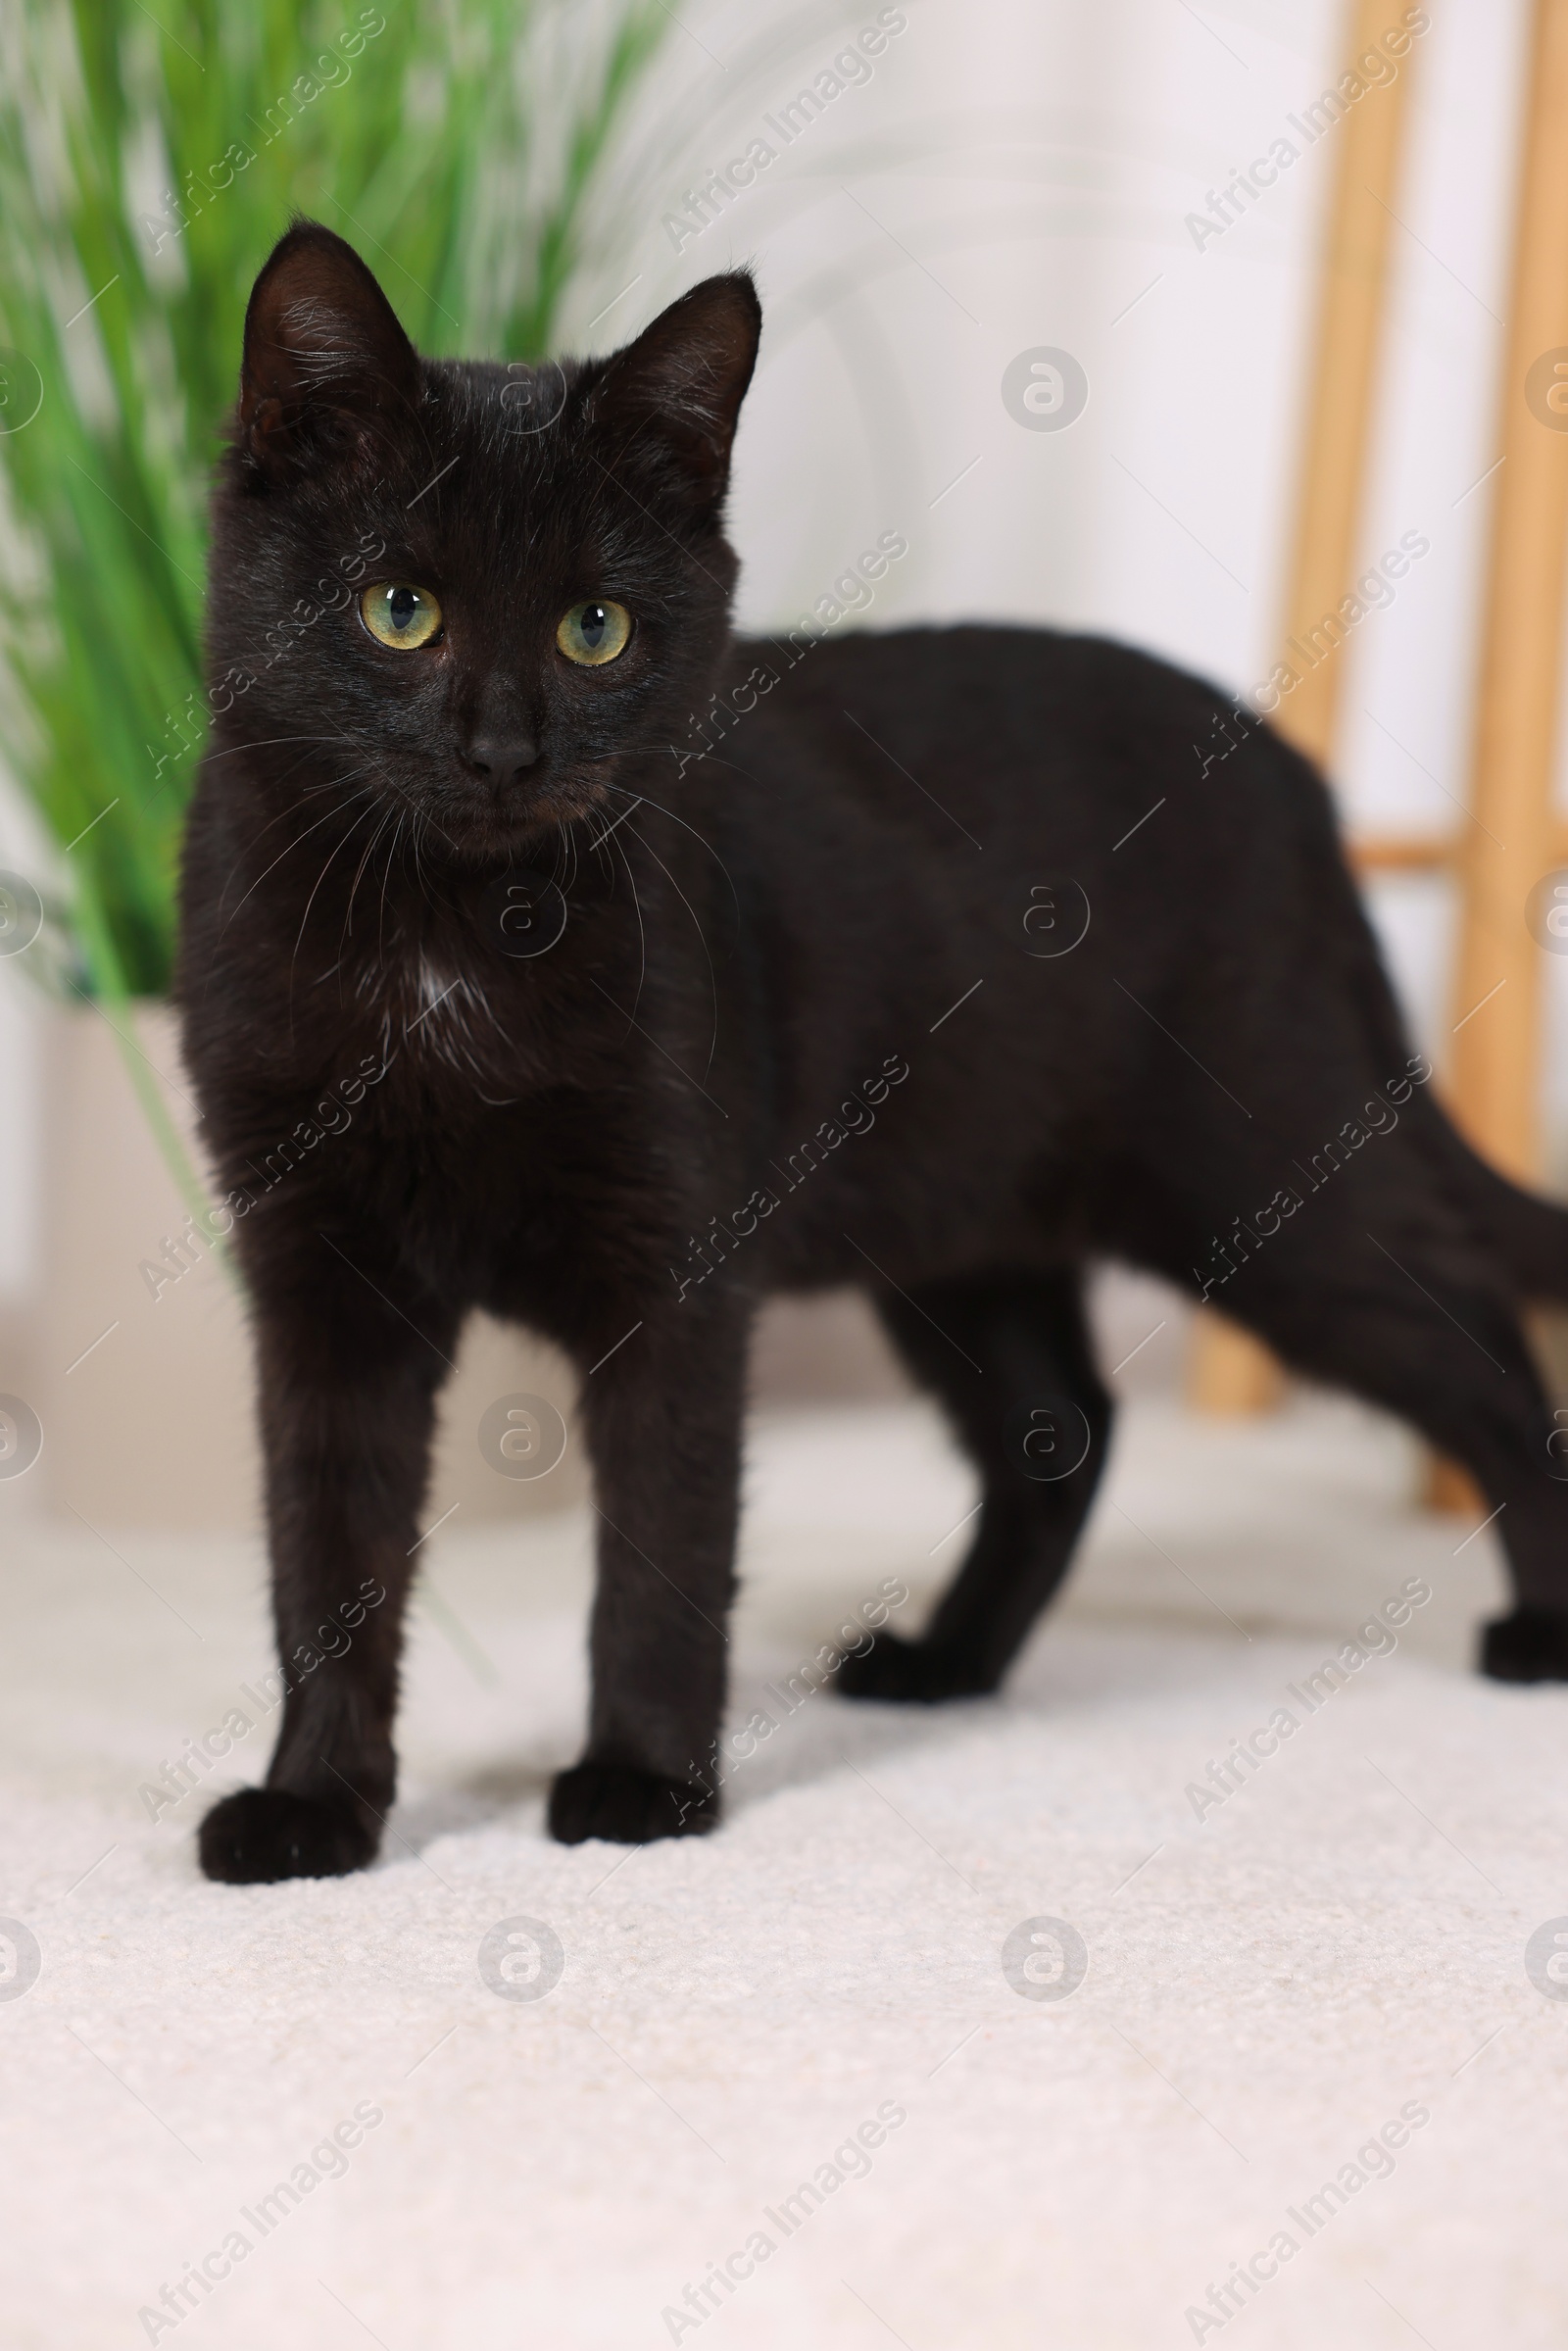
<box><xmin>1290</xmin><ymin>723</ymin><xmax>1568</xmax><ymax>1302</ymax></box>
<box><xmin>1424</xmin><ymin>1102</ymin><xmax>1568</xmax><ymax>1301</ymax></box>
<box><xmin>1329</xmin><ymin>821</ymin><xmax>1568</xmax><ymax>1302</ymax></box>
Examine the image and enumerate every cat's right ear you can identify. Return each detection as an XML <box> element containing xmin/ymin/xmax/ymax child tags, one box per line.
<box><xmin>237</xmin><ymin>221</ymin><xmax>420</xmax><ymax>481</ymax></box>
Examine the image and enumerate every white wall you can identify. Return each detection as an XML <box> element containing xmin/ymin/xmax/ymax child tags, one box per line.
<box><xmin>3</xmin><ymin>0</ymin><xmax>1562</xmax><ymax>1311</ymax></box>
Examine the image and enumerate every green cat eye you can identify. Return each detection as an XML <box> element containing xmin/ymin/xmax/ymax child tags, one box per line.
<box><xmin>556</xmin><ymin>600</ymin><xmax>631</xmax><ymax>666</ymax></box>
<box><xmin>360</xmin><ymin>582</ymin><xmax>443</xmax><ymax>650</ymax></box>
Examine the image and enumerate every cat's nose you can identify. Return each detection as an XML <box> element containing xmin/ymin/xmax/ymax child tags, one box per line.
<box><xmin>464</xmin><ymin>732</ymin><xmax>539</xmax><ymax>785</ymax></box>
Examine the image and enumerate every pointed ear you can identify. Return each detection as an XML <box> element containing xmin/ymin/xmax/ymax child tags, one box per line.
<box><xmin>237</xmin><ymin>221</ymin><xmax>420</xmax><ymax>480</ymax></box>
<box><xmin>593</xmin><ymin>273</ymin><xmax>761</xmax><ymax>513</ymax></box>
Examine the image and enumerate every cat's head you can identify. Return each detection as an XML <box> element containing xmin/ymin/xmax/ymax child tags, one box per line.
<box><xmin>207</xmin><ymin>221</ymin><xmax>760</xmax><ymax>861</ymax></box>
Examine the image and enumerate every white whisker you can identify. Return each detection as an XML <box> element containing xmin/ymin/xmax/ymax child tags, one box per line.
<box><xmin>624</xmin><ymin>817</ymin><xmax>719</xmax><ymax>1073</ymax></box>
<box><xmin>289</xmin><ymin>790</ymin><xmax>381</xmax><ymax>1011</ymax></box>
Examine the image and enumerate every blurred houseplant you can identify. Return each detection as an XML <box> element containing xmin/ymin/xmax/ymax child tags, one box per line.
<box><xmin>0</xmin><ymin>0</ymin><xmax>667</xmax><ymax>1529</ymax></box>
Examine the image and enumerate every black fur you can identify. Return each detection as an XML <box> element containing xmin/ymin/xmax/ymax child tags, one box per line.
<box><xmin>179</xmin><ymin>223</ymin><xmax>1568</xmax><ymax>1883</ymax></box>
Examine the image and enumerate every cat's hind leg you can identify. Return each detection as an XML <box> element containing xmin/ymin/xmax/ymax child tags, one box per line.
<box><xmin>1204</xmin><ymin>1198</ymin><xmax>1568</xmax><ymax>1683</ymax></box>
<box><xmin>838</xmin><ymin>1267</ymin><xmax>1111</xmax><ymax>1703</ymax></box>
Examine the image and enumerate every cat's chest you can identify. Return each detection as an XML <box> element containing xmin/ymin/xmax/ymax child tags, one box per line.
<box><xmin>327</xmin><ymin>948</ymin><xmax>529</xmax><ymax>1104</ymax></box>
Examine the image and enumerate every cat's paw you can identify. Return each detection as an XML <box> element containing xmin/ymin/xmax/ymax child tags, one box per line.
<box><xmin>198</xmin><ymin>1787</ymin><xmax>380</xmax><ymax>1884</ymax></box>
<box><xmin>836</xmin><ymin>1631</ymin><xmax>999</xmax><ymax>1704</ymax></box>
<box><xmin>1480</xmin><ymin>1604</ymin><xmax>1568</xmax><ymax>1684</ymax></box>
<box><xmin>548</xmin><ymin>1760</ymin><xmax>718</xmax><ymax>1846</ymax></box>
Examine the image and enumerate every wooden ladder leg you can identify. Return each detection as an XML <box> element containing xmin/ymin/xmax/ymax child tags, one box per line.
<box><xmin>1190</xmin><ymin>0</ymin><xmax>1418</xmax><ymax>1419</ymax></box>
<box><xmin>1190</xmin><ymin>1319</ymin><xmax>1285</xmax><ymax>1415</ymax></box>
<box><xmin>1430</xmin><ymin>0</ymin><xmax>1568</xmax><ymax>1509</ymax></box>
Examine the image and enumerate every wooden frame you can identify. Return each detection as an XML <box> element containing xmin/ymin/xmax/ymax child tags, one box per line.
<box><xmin>1195</xmin><ymin>0</ymin><xmax>1568</xmax><ymax>1521</ymax></box>
<box><xmin>1446</xmin><ymin>0</ymin><xmax>1568</xmax><ymax>1182</ymax></box>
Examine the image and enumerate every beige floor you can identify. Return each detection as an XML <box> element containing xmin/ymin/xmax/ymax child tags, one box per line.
<box><xmin>1</xmin><ymin>1393</ymin><xmax>1562</xmax><ymax>2349</ymax></box>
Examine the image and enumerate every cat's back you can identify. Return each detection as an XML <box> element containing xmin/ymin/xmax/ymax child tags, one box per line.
<box><xmin>720</xmin><ymin>620</ymin><xmax>1347</xmax><ymax>923</ymax></box>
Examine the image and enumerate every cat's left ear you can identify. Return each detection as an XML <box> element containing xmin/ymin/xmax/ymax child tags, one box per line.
<box><xmin>592</xmin><ymin>272</ymin><xmax>761</xmax><ymax>513</ymax></box>
<box><xmin>237</xmin><ymin>220</ymin><xmax>421</xmax><ymax>480</ymax></box>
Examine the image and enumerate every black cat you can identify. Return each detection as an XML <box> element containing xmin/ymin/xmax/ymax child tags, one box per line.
<box><xmin>179</xmin><ymin>221</ymin><xmax>1568</xmax><ymax>1885</ymax></box>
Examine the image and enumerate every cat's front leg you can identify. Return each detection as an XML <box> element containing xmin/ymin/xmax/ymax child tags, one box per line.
<box><xmin>548</xmin><ymin>1298</ymin><xmax>750</xmax><ymax>1846</ymax></box>
<box><xmin>198</xmin><ymin>1227</ymin><xmax>460</xmax><ymax>1885</ymax></box>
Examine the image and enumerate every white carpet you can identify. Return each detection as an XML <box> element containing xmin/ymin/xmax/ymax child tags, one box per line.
<box><xmin>3</xmin><ymin>1395</ymin><xmax>1566</xmax><ymax>2350</ymax></box>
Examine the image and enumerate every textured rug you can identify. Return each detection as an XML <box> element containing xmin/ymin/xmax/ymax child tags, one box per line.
<box><xmin>2</xmin><ymin>1395</ymin><xmax>1564</xmax><ymax>2350</ymax></box>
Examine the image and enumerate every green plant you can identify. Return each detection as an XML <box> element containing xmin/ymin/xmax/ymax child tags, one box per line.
<box><xmin>0</xmin><ymin>0</ymin><xmax>668</xmax><ymax>1006</ymax></box>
